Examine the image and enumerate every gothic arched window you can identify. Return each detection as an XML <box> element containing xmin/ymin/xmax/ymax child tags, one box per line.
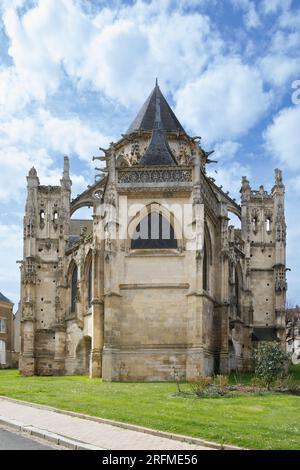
<box><xmin>87</xmin><ymin>260</ymin><xmax>92</xmax><ymax>308</ymax></box>
<box><xmin>131</xmin><ymin>212</ymin><xmax>177</xmax><ymax>249</ymax></box>
<box><xmin>71</xmin><ymin>264</ymin><xmax>78</xmax><ymax>313</ymax></box>
<box><xmin>203</xmin><ymin>240</ymin><xmax>208</xmax><ymax>291</ymax></box>
<box><xmin>235</xmin><ymin>268</ymin><xmax>241</xmax><ymax>317</ymax></box>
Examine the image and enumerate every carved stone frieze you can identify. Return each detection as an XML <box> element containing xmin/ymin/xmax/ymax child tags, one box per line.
<box><xmin>117</xmin><ymin>167</ymin><xmax>193</xmax><ymax>184</ymax></box>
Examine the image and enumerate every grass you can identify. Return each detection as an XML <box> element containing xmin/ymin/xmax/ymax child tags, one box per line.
<box><xmin>0</xmin><ymin>367</ymin><xmax>300</xmax><ymax>450</ymax></box>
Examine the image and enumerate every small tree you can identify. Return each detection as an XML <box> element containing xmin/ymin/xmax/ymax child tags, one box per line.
<box><xmin>254</xmin><ymin>341</ymin><xmax>289</xmax><ymax>390</ymax></box>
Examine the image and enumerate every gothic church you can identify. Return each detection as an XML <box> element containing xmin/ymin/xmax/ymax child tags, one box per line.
<box><xmin>19</xmin><ymin>83</ymin><xmax>287</xmax><ymax>380</ymax></box>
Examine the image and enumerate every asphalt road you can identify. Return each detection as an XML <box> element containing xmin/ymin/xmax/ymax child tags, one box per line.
<box><xmin>0</xmin><ymin>427</ymin><xmax>56</xmax><ymax>450</ymax></box>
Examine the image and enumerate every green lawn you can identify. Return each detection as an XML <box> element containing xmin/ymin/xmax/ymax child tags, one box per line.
<box><xmin>0</xmin><ymin>368</ymin><xmax>300</xmax><ymax>450</ymax></box>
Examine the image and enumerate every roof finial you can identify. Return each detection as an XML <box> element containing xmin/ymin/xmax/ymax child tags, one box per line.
<box><xmin>155</xmin><ymin>77</ymin><xmax>158</xmax><ymax>87</ymax></box>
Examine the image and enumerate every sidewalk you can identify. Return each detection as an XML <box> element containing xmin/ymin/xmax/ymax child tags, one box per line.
<box><xmin>0</xmin><ymin>397</ymin><xmax>214</xmax><ymax>450</ymax></box>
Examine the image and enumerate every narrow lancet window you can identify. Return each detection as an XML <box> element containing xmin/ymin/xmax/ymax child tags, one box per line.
<box><xmin>203</xmin><ymin>241</ymin><xmax>208</xmax><ymax>291</ymax></box>
<box><xmin>71</xmin><ymin>264</ymin><xmax>78</xmax><ymax>313</ymax></box>
<box><xmin>87</xmin><ymin>261</ymin><xmax>92</xmax><ymax>308</ymax></box>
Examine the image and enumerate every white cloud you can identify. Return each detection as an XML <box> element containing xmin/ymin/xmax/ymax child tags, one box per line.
<box><xmin>1</xmin><ymin>0</ymin><xmax>95</xmax><ymax>112</ymax></box>
<box><xmin>288</xmin><ymin>175</ymin><xmax>300</xmax><ymax>195</ymax></box>
<box><xmin>278</xmin><ymin>10</ymin><xmax>300</xmax><ymax>30</ymax></box>
<box><xmin>270</xmin><ymin>29</ymin><xmax>300</xmax><ymax>55</ymax></box>
<box><xmin>230</xmin><ymin>0</ymin><xmax>261</xmax><ymax>29</ymax></box>
<box><xmin>0</xmin><ymin>108</ymin><xmax>100</xmax><ymax>203</ymax></box>
<box><xmin>264</xmin><ymin>105</ymin><xmax>300</xmax><ymax>170</ymax></box>
<box><xmin>207</xmin><ymin>160</ymin><xmax>251</xmax><ymax>200</ymax></box>
<box><xmin>245</xmin><ymin>6</ymin><xmax>260</xmax><ymax>29</ymax></box>
<box><xmin>83</xmin><ymin>8</ymin><xmax>223</xmax><ymax>106</ymax></box>
<box><xmin>0</xmin><ymin>109</ymin><xmax>109</xmax><ymax>162</ymax></box>
<box><xmin>175</xmin><ymin>58</ymin><xmax>271</xmax><ymax>143</ymax></box>
<box><xmin>0</xmin><ymin>67</ymin><xmax>31</xmax><ymax>115</ymax></box>
<box><xmin>0</xmin><ymin>0</ymin><xmax>27</xmax><ymax>9</ymax></box>
<box><xmin>1</xmin><ymin>0</ymin><xmax>224</xmax><ymax>110</ymax></box>
<box><xmin>37</xmin><ymin>109</ymin><xmax>110</xmax><ymax>162</ymax></box>
<box><xmin>261</xmin><ymin>0</ymin><xmax>292</xmax><ymax>15</ymax></box>
<box><xmin>213</xmin><ymin>141</ymin><xmax>242</xmax><ymax>162</ymax></box>
<box><xmin>0</xmin><ymin>146</ymin><xmax>52</xmax><ymax>202</ymax></box>
<box><xmin>259</xmin><ymin>54</ymin><xmax>300</xmax><ymax>86</ymax></box>
<box><xmin>0</xmin><ymin>222</ymin><xmax>23</xmax><ymax>305</ymax></box>
<box><xmin>205</xmin><ymin>141</ymin><xmax>249</xmax><ymax>201</ymax></box>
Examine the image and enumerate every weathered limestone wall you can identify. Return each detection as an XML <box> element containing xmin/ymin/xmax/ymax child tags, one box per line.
<box><xmin>103</xmin><ymin>286</ymin><xmax>189</xmax><ymax>381</ymax></box>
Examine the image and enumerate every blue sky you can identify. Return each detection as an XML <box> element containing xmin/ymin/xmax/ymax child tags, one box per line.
<box><xmin>0</xmin><ymin>0</ymin><xmax>300</xmax><ymax>307</ymax></box>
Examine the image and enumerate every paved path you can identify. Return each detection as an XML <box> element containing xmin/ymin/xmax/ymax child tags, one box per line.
<box><xmin>0</xmin><ymin>426</ymin><xmax>57</xmax><ymax>450</ymax></box>
<box><xmin>0</xmin><ymin>398</ymin><xmax>211</xmax><ymax>450</ymax></box>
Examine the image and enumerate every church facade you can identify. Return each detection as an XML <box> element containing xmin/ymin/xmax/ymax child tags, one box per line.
<box><xmin>19</xmin><ymin>84</ymin><xmax>287</xmax><ymax>380</ymax></box>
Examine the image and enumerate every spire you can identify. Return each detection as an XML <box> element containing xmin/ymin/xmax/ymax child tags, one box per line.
<box><xmin>139</xmin><ymin>87</ymin><xmax>177</xmax><ymax>166</ymax></box>
<box><xmin>27</xmin><ymin>166</ymin><xmax>39</xmax><ymax>187</ymax></box>
<box><xmin>61</xmin><ymin>156</ymin><xmax>72</xmax><ymax>191</ymax></box>
<box><xmin>63</xmin><ymin>156</ymin><xmax>70</xmax><ymax>179</ymax></box>
<box><xmin>126</xmin><ymin>81</ymin><xmax>186</xmax><ymax>135</ymax></box>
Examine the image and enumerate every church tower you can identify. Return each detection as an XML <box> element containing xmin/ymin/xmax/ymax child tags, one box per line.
<box><xmin>240</xmin><ymin>169</ymin><xmax>287</xmax><ymax>344</ymax></box>
<box><xmin>20</xmin><ymin>158</ymin><xmax>71</xmax><ymax>375</ymax></box>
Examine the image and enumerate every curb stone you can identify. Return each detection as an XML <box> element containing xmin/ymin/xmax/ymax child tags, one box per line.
<box><xmin>0</xmin><ymin>396</ymin><xmax>245</xmax><ymax>450</ymax></box>
<box><xmin>0</xmin><ymin>415</ymin><xmax>104</xmax><ymax>450</ymax></box>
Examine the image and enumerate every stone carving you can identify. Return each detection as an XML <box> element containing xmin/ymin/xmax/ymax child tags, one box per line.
<box><xmin>24</xmin><ymin>259</ymin><xmax>37</xmax><ymax>285</ymax></box>
<box><xmin>275</xmin><ymin>168</ymin><xmax>284</xmax><ymax>187</ymax></box>
<box><xmin>25</xmin><ymin>220</ymin><xmax>35</xmax><ymax>238</ymax></box>
<box><xmin>22</xmin><ymin>301</ymin><xmax>34</xmax><ymax>320</ymax></box>
<box><xmin>250</xmin><ymin>189</ymin><xmax>271</xmax><ymax>199</ymax></box>
<box><xmin>104</xmin><ymin>183</ymin><xmax>116</xmax><ymax>206</ymax></box>
<box><xmin>192</xmin><ymin>183</ymin><xmax>203</xmax><ymax>204</ymax></box>
<box><xmin>275</xmin><ymin>267</ymin><xmax>287</xmax><ymax>292</ymax></box>
<box><xmin>275</xmin><ymin>204</ymin><xmax>286</xmax><ymax>242</ymax></box>
<box><xmin>118</xmin><ymin>168</ymin><xmax>192</xmax><ymax>184</ymax></box>
<box><xmin>240</xmin><ymin>177</ymin><xmax>251</xmax><ymax>202</ymax></box>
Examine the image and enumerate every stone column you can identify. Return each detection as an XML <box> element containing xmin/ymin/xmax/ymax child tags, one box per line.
<box><xmin>186</xmin><ymin>145</ymin><xmax>205</xmax><ymax>380</ymax></box>
<box><xmin>272</xmin><ymin>169</ymin><xmax>287</xmax><ymax>344</ymax></box>
<box><xmin>90</xmin><ymin>249</ymin><xmax>104</xmax><ymax>378</ymax></box>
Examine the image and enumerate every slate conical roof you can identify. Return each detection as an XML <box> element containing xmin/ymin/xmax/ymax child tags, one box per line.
<box><xmin>0</xmin><ymin>292</ymin><xmax>13</xmax><ymax>304</ymax></box>
<box><xmin>139</xmin><ymin>85</ymin><xmax>177</xmax><ymax>166</ymax></box>
<box><xmin>126</xmin><ymin>81</ymin><xmax>186</xmax><ymax>135</ymax></box>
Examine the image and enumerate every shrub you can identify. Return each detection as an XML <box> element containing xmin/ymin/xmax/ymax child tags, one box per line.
<box><xmin>254</xmin><ymin>341</ymin><xmax>289</xmax><ymax>390</ymax></box>
<box><xmin>189</xmin><ymin>375</ymin><xmax>229</xmax><ymax>398</ymax></box>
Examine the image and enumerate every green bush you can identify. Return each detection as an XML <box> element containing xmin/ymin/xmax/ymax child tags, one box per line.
<box><xmin>254</xmin><ymin>341</ymin><xmax>289</xmax><ymax>390</ymax></box>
